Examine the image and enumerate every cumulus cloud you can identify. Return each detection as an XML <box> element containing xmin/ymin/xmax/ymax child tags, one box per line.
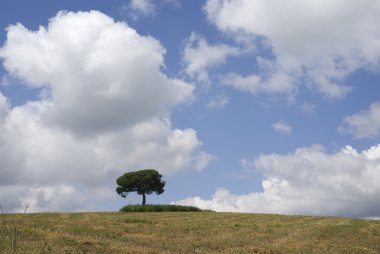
<box><xmin>175</xmin><ymin>144</ymin><xmax>380</xmax><ymax>218</ymax></box>
<box><xmin>1</xmin><ymin>11</ymin><xmax>193</xmax><ymax>136</ymax></box>
<box><xmin>0</xmin><ymin>92</ymin><xmax>9</xmax><ymax>120</ymax></box>
<box><xmin>0</xmin><ymin>11</ymin><xmax>212</xmax><ymax>212</ymax></box>
<box><xmin>182</xmin><ymin>32</ymin><xmax>241</xmax><ymax>84</ymax></box>
<box><xmin>272</xmin><ymin>122</ymin><xmax>292</xmax><ymax>135</ymax></box>
<box><xmin>339</xmin><ymin>102</ymin><xmax>380</xmax><ymax>139</ymax></box>
<box><xmin>204</xmin><ymin>0</ymin><xmax>380</xmax><ymax>98</ymax></box>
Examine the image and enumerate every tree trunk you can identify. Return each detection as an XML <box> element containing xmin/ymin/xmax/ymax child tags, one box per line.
<box><xmin>142</xmin><ymin>193</ymin><xmax>146</xmax><ymax>206</ymax></box>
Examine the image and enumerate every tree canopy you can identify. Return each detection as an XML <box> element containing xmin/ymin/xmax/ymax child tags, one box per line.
<box><xmin>116</xmin><ymin>169</ymin><xmax>165</xmax><ymax>205</ymax></box>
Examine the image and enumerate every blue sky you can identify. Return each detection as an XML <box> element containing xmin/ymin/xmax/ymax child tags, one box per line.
<box><xmin>0</xmin><ymin>0</ymin><xmax>379</xmax><ymax>218</ymax></box>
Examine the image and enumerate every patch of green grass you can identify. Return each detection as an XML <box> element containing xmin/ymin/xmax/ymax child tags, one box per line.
<box><xmin>124</xmin><ymin>217</ymin><xmax>155</xmax><ymax>224</ymax></box>
<box><xmin>119</xmin><ymin>204</ymin><xmax>207</xmax><ymax>212</ymax></box>
<box><xmin>0</xmin><ymin>212</ymin><xmax>379</xmax><ymax>253</ymax></box>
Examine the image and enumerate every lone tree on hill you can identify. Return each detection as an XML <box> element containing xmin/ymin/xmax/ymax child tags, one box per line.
<box><xmin>116</xmin><ymin>169</ymin><xmax>165</xmax><ymax>205</ymax></box>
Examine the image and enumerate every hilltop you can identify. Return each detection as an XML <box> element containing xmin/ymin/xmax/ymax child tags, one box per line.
<box><xmin>1</xmin><ymin>212</ymin><xmax>379</xmax><ymax>253</ymax></box>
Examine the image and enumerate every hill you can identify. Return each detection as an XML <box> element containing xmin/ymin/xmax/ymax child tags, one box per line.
<box><xmin>1</xmin><ymin>212</ymin><xmax>379</xmax><ymax>253</ymax></box>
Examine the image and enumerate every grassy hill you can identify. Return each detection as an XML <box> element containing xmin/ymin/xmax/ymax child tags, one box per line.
<box><xmin>1</xmin><ymin>211</ymin><xmax>380</xmax><ymax>253</ymax></box>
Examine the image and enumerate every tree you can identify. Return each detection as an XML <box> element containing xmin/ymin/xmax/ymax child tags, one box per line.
<box><xmin>116</xmin><ymin>169</ymin><xmax>165</xmax><ymax>205</ymax></box>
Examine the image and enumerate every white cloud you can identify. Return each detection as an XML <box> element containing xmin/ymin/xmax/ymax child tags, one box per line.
<box><xmin>175</xmin><ymin>144</ymin><xmax>380</xmax><ymax>218</ymax></box>
<box><xmin>0</xmin><ymin>184</ymin><xmax>112</xmax><ymax>213</ymax></box>
<box><xmin>207</xmin><ymin>94</ymin><xmax>229</xmax><ymax>109</ymax></box>
<box><xmin>221</xmin><ymin>58</ymin><xmax>298</xmax><ymax>96</ymax></box>
<box><xmin>0</xmin><ymin>11</ymin><xmax>212</xmax><ymax>212</ymax></box>
<box><xmin>182</xmin><ymin>32</ymin><xmax>241</xmax><ymax>84</ymax></box>
<box><xmin>128</xmin><ymin>0</ymin><xmax>155</xmax><ymax>17</ymax></box>
<box><xmin>1</xmin><ymin>11</ymin><xmax>193</xmax><ymax>136</ymax></box>
<box><xmin>0</xmin><ymin>92</ymin><xmax>9</xmax><ymax>121</ymax></box>
<box><xmin>204</xmin><ymin>0</ymin><xmax>380</xmax><ymax>98</ymax></box>
<box><xmin>272</xmin><ymin>122</ymin><xmax>292</xmax><ymax>135</ymax></box>
<box><xmin>194</xmin><ymin>152</ymin><xmax>216</xmax><ymax>171</ymax></box>
<box><xmin>122</xmin><ymin>0</ymin><xmax>181</xmax><ymax>20</ymax></box>
<box><xmin>339</xmin><ymin>102</ymin><xmax>380</xmax><ymax>139</ymax></box>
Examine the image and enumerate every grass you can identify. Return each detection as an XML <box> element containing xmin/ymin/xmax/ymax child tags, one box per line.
<box><xmin>119</xmin><ymin>204</ymin><xmax>206</xmax><ymax>212</ymax></box>
<box><xmin>0</xmin><ymin>204</ymin><xmax>29</xmax><ymax>252</ymax></box>
<box><xmin>0</xmin><ymin>212</ymin><xmax>379</xmax><ymax>253</ymax></box>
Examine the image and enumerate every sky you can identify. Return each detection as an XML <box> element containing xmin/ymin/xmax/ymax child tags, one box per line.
<box><xmin>0</xmin><ymin>0</ymin><xmax>379</xmax><ymax>218</ymax></box>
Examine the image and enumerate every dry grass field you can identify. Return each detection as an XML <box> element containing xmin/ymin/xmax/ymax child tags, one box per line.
<box><xmin>1</xmin><ymin>212</ymin><xmax>380</xmax><ymax>253</ymax></box>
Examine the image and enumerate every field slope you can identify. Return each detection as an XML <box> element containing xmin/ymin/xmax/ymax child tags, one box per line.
<box><xmin>1</xmin><ymin>212</ymin><xmax>380</xmax><ymax>253</ymax></box>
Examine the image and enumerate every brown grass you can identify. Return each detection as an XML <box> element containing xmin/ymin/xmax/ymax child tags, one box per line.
<box><xmin>0</xmin><ymin>212</ymin><xmax>379</xmax><ymax>253</ymax></box>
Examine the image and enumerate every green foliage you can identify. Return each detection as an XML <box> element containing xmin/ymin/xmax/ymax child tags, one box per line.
<box><xmin>116</xmin><ymin>169</ymin><xmax>165</xmax><ymax>205</ymax></box>
<box><xmin>124</xmin><ymin>218</ymin><xmax>154</xmax><ymax>224</ymax></box>
<box><xmin>119</xmin><ymin>204</ymin><xmax>206</xmax><ymax>212</ymax></box>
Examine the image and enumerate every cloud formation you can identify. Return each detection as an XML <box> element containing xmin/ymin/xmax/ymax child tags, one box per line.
<box><xmin>204</xmin><ymin>0</ymin><xmax>380</xmax><ymax>98</ymax></box>
<box><xmin>128</xmin><ymin>0</ymin><xmax>155</xmax><ymax>18</ymax></box>
<box><xmin>207</xmin><ymin>94</ymin><xmax>229</xmax><ymax>109</ymax></box>
<box><xmin>272</xmin><ymin>122</ymin><xmax>292</xmax><ymax>135</ymax></box>
<box><xmin>0</xmin><ymin>11</ymin><xmax>212</xmax><ymax>212</ymax></box>
<box><xmin>1</xmin><ymin>11</ymin><xmax>193</xmax><ymax>135</ymax></box>
<box><xmin>175</xmin><ymin>144</ymin><xmax>380</xmax><ymax>218</ymax></box>
<box><xmin>123</xmin><ymin>0</ymin><xmax>180</xmax><ymax>20</ymax></box>
<box><xmin>339</xmin><ymin>102</ymin><xmax>380</xmax><ymax>139</ymax></box>
<box><xmin>182</xmin><ymin>32</ymin><xmax>241</xmax><ymax>84</ymax></box>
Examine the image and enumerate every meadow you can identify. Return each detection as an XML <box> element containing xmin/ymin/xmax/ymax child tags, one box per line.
<box><xmin>1</xmin><ymin>211</ymin><xmax>380</xmax><ymax>253</ymax></box>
